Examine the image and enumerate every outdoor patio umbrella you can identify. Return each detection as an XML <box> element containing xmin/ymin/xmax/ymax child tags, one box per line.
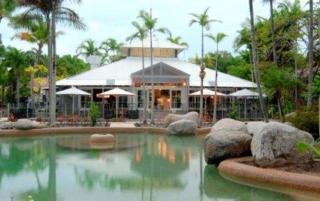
<box><xmin>97</xmin><ymin>87</ymin><xmax>135</xmax><ymax>119</ymax></box>
<box><xmin>189</xmin><ymin>88</ymin><xmax>226</xmax><ymax>117</ymax></box>
<box><xmin>229</xmin><ymin>89</ymin><xmax>266</xmax><ymax>120</ymax></box>
<box><xmin>57</xmin><ymin>87</ymin><xmax>90</xmax><ymax>116</ymax></box>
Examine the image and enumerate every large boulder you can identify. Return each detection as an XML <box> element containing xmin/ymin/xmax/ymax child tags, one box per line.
<box><xmin>167</xmin><ymin>119</ymin><xmax>197</xmax><ymax>135</ymax></box>
<box><xmin>204</xmin><ymin>130</ymin><xmax>252</xmax><ymax>164</ymax></box>
<box><xmin>211</xmin><ymin>118</ymin><xmax>248</xmax><ymax>133</ymax></box>
<box><xmin>251</xmin><ymin>122</ymin><xmax>314</xmax><ymax>167</ymax></box>
<box><xmin>246</xmin><ymin>121</ymin><xmax>267</xmax><ymax>136</ymax></box>
<box><xmin>15</xmin><ymin>119</ymin><xmax>45</xmax><ymax>130</ymax></box>
<box><xmin>164</xmin><ymin>112</ymin><xmax>199</xmax><ymax>127</ymax></box>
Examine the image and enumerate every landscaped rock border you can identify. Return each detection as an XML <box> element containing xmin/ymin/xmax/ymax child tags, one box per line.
<box><xmin>218</xmin><ymin>157</ymin><xmax>320</xmax><ymax>200</ymax></box>
<box><xmin>0</xmin><ymin>127</ymin><xmax>211</xmax><ymax>138</ymax></box>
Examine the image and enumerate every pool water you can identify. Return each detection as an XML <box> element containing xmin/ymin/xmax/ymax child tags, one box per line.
<box><xmin>0</xmin><ymin>134</ymin><xmax>290</xmax><ymax>201</ymax></box>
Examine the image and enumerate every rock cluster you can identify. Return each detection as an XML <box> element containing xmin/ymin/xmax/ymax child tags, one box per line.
<box><xmin>14</xmin><ymin>119</ymin><xmax>46</xmax><ymax>130</ymax></box>
<box><xmin>204</xmin><ymin>118</ymin><xmax>314</xmax><ymax>166</ymax></box>
<box><xmin>165</xmin><ymin>112</ymin><xmax>199</xmax><ymax>136</ymax></box>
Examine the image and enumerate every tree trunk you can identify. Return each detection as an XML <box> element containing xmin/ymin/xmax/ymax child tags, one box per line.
<box><xmin>249</xmin><ymin>0</ymin><xmax>269</xmax><ymax>122</ymax></box>
<box><xmin>142</xmin><ymin>40</ymin><xmax>147</xmax><ymax>124</ymax></box>
<box><xmin>294</xmin><ymin>40</ymin><xmax>299</xmax><ymax>107</ymax></box>
<box><xmin>16</xmin><ymin>77</ymin><xmax>20</xmax><ymax>108</ymax></box>
<box><xmin>270</xmin><ymin>0</ymin><xmax>277</xmax><ymax>65</ymax></box>
<box><xmin>307</xmin><ymin>0</ymin><xmax>314</xmax><ymax>109</ymax></box>
<box><xmin>277</xmin><ymin>92</ymin><xmax>285</xmax><ymax>122</ymax></box>
<box><xmin>199</xmin><ymin>26</ymin><xmax>204</xmax><ymax>126</ymax></box>
<box><xmin>150</xmin><ymin>9</ymin><xmax>154</xmax><ymax>124</ymax></box>
<box><xmin>213</xmin><ymin>42</ymin><xmax>218</xmax><ymax>123</ymax></box>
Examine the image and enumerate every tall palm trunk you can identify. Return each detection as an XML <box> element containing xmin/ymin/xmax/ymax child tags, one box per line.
<box><xmin>213</xmin><ymin>42</ymin><xmax>218</xmax><ymax>123</ymax></box>
<box><xmin>16</xmin><ymin>77</ymin><xmax>20</xmax><ymax>108</ymax></box>
<box><xmin>199</xmin><ymin>26</ymin><xmax>205</xmax><ymax>125</ymax></box>
<box><xmin>249</xmin><ymin>0</ymin><xmax>269</xmax><ymax>122</ymax></box>
<box><xmin>307</xmin><ymin>0</ymin><xmax>314</xmax><ymax>109</ymax></box>
<box><xmin>150</xmin><ymin>9</ymin><xmax>155</xmax><ymax>124</ymax></box>
<box><xmin>48</xmin><ymin>10</ymin><xmax>56</xmax><ymax>125</ymax></box>
<box><xmin>142</xmin><ymin>40</ymin><xmax>147</xmax><ymax>124</ymax></box>
<box><xmin>269</xmin><ymin>0</ymin><xmax>277</xmax><ymax>65</ymax></box>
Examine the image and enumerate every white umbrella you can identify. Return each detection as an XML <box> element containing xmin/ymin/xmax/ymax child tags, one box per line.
<box><xmin>57</xmin><ymin>87</ymin><xmax>90</xmax><ymax>116</ymax></box>
<box><xmin>229</xmin><ymin>89</ymin><xmax>266</xmax><ymax>120</ymax></box>
<box><xmin>97</xmin><ymin>88</ymin><xmax>135</xmax><ymax>119</ymax></box>
<box><xmin>189</xmin><ymin>88</ymin><xmax>226</xmax><ymax>97</ymax></box>
<box><xmin>189</xmin><ymin>88</ymin><xmax>226</xmax><ymax>117</ymax></box>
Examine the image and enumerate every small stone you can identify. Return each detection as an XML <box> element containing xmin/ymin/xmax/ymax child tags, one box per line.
<box><xmin>90</xmin><ymin>134</ymin><xmax>115</xmax><ymax>144</ymax></box>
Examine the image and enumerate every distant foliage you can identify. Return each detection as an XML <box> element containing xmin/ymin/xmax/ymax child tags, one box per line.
<box><xmin>286</xmin><ymin>106</ymin><xmax>319</xmax><ymax>138</ymax></box>
<box><xmin>56</xmin><ymin>55</ymin><xmax>90</xmax><ymax>80</ymax></box>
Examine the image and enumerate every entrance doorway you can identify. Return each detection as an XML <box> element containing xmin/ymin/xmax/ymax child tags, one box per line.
<box><xmin>154</xmin><ymin>89</ymin><xmax>170</xmax><ymax>111</ymax></box>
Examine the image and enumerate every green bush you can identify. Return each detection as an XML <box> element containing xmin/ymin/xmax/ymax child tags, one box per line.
<box><xmin>228</xmin><ymin>102</ymin><xmax>239</xmax><ymax>120</ymax></box>
<box><xmin>89</xmin><ymin>102</ymin><xmax>100</xmax><ymax>126</ymax></box>
<box><xmin>286</xmin><ymin>106</ymin><xmax>319</xmax><ymax>138</ymax></box>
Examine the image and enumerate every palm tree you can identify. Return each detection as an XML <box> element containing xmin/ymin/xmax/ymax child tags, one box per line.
<box><xmin>11</xmin><ymin>17</ymin><xmax>63</xmax><ymax>111</ymax></box>
<box><xmin>248</xmin><ymin>0</ymin><xmax>268</xmax><ymax>122</ymax></box>
<box><xmin>307</xmin><ymin>0</ymin><xmax>314</xmax><ymax>108</ymax></box>
<box><xmin>0</xmin><ymin>0</ymin><xmax>17</xmax><ymax>45</ymax></box>
<box><xmin>206</xmin><ymin>32</ymin><xmax>227</xmax><ymax>123</ymax></box>
<box><xmin>126</xmin><ymin>21</ymin><xmax>148</xmax><ymax>124</ymax></box>
<box><xmin>18</xmin><ymin>0</ymin><xmax>85</xmax><ymax>125</ymax></box>
<box><xmin>76</xmin><ymin>39</ymin><xmax>100</xmax><ymax>57</ymax></box>
<box><xmin>262</xmin><ymin>0</ymin><xmax>277</xmax><ymax>65</ymax></box>
<box><xmin>138</xmin><ymin>9</ymin><xmax>168</xmax><ymax>124</ymax></box>
<box><xmin>189</xmin><ymin>7</ymin><xmax>220</xmax><ymax>125</ymax></box>
<box><xmin>167</xmin><ymin>32</ymin><xmax>188</xmax><ymax>47</ymax></box>
<box><xmin>100</xmin><ymin>38</ymin><xmax>123</xmax><ymax>63</ymax></box>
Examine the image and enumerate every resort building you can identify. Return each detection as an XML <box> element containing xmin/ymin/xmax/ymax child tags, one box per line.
<box><xmin>56</xmin><ymin>40</ymin><xmax>258</xmax><ymax>120</ymax></box>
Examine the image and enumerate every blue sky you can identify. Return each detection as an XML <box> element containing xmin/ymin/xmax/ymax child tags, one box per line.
<box><xmin>1</xmin><ymin>0</ymin><xmax>309</xmax><ymax>60</ymax></box>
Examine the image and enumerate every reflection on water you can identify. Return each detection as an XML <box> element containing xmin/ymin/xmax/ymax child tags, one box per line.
<box><xmin>0</xmin><ymin>134</ymin><xmax>290</xmax><ymax>201</ymax></box>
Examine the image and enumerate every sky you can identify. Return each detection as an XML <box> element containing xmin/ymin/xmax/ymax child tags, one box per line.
<box><xmin>0</xmin><ymin>0</ymin><xmax>309</xmax><ymax>60</ymax></box>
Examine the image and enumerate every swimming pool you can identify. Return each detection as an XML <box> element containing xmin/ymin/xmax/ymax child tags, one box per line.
<box><xmin>0</xmin><ymin>134</ymin><xmax>290</xmax><ymax>201</ymax></box>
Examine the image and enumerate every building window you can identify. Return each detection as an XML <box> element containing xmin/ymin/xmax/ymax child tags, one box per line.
<box><xmin>137</xmin><ymin>90</ymin><xmax>143</xmax><ymax>108</ymax></box>
<box><xmin>189</xmin><ymin>90</ymin><xmax>200</xmax><ymax>109</ymax></box>
<box><xmin>171</xmin><ymin>90</ymin><xmax>181</xmax><ymax>109</ymax></box>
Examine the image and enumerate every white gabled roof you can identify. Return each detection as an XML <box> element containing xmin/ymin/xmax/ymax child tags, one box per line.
<box><xmin>57</xmin><ymin>57</ymin><xmax>257</xmax><ymax>88</ymax></box>
<box><xmin>123</xmin><ymin>39</ymin><xmax>186</xmax><ymax>50</ymax></box>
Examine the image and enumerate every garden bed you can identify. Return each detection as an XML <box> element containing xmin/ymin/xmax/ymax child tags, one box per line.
<box><xmin>218</xmin><ymin>157</ymin><xmax>320</xmax><ymax>201</ymax></box>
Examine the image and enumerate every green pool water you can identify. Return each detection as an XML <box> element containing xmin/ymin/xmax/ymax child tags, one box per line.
<box><xmin>0</xmin><ymin>134</ymin><xmax>290</xmax><ymax>201</ymax></box>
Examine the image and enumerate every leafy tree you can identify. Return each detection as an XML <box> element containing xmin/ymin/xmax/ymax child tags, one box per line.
<box><xmin>167</xmin><ymin>32</ymin><xmax>188</xmax><ymax>47</ymax></box>
<box><xmin>138</xmin><ymin>9</ymin><xmax>168</xmax><ymax>124</ymax></box>
<box><xmin>0</xmin><ymin>0</ymin><xmax>17</xmax><ymax>44</ymax></box>
<box><xmin>18</xmin><ymin>0</ymin><xmax>86</xmax><ymax>125</ymax></box>
<box><xmin>206</xmin><ymin>32</ymin><xmax>227</xmax><ymax>122</ymax></box>
<box><xmin>127</xmin><ymin>21</ymin><xmax>148</xmax><ymax>124</ymax></box>
<box><xmin>99</xmin><ymin>38</ymin><xmax>123</xmax><ymax>63</ymax></box>
<box><xmin>76</xmin><ymin>39</ymin><xmax>101</xmax><ymax>57</ymax></box>
<box><xmin>261</xmin><ymin>65</ymin><xmax>300</xmax><ymax>121</ymax></box>
<box><xmin>249</xmin><ymin>0</ymin><xmax>268</xmax><ymax>122</ymax></box>
<box><xmin>189</xmin><ymin>7</ymin><xmax>220</xmax><ymax>124</ymax></box>
<box><xmin>56</xmin><ymin>55</ymin><xmax>89</xmax><ymax>80</ymax></box>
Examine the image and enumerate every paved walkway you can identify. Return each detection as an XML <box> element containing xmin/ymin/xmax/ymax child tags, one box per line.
<box><xmin>109</xmin><ymin>122</ymin><xmax>136</xmax><ymax>128</ymax></box>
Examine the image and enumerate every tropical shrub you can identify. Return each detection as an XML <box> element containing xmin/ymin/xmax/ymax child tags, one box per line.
<box><xmin>89</xmin><ymin>102</ymin><xmax>100</xmax><ymax>126</ymax></box>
